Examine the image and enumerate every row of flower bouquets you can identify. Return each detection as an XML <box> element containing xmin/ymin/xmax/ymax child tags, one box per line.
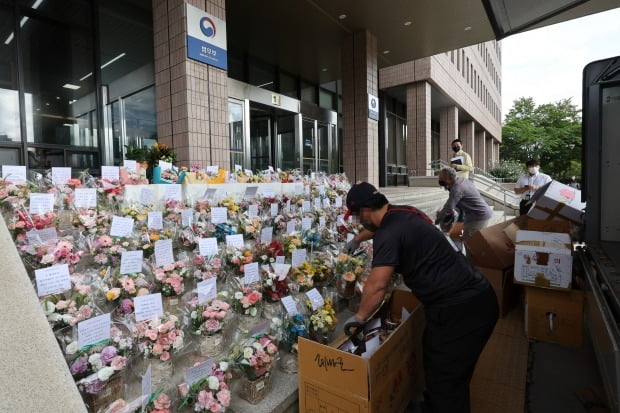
<box><xmin>0</xmin><ymin>171</ymin><xmax>373</xmax><ymax>413</ymax></box>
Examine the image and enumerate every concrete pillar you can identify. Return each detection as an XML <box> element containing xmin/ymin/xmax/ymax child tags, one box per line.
<box><xmin>459</xmin><ymin>120</ymin><xmax>475</xmax><ymax>167</ymax></box>
<box><xmin>494</xmin><ymin>141</ymin><xmax>500</xmax><ymax>163</ymax></box>
<box><xmin>439</xmin><ymin>106</ymin><xmax>458</xmax><ymax>162</ymax></box>
<box><xmin>406</xmin><ymin>82</ymin><xmax>432</xmax><ymax>176</ymax></box>
<box><xmin>153</xmin><ymin>0</ymin><xmax>230</xmax><ymax>168</ymax></box>
<box><xmin>342</xmin><ymin>30</ymin><xmax>379</xmax><ymax>185</ymax></box>
<box><xmin>475</xmin><ymin>130</ymin><xmax>486</xmax><ymax>171</ymax></box>
<box><xmin>486</xmin><ymin>136</ymin><xmax>494</xmax><ymax>170</ymax></box>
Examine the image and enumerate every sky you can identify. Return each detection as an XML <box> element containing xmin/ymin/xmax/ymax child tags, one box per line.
<box><xmin>501</xmin><ymin>7</ymin><xmax>620</xmax><ymax>118</ymax></box>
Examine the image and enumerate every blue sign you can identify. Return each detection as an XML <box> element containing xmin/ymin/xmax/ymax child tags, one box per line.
<box><xmin>186</xmin><ymin>4</ymin><xmax>227</xmax><ymax>71</ymax></box>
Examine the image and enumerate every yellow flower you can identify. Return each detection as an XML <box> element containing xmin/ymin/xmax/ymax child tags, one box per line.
<box><xmin>150</xmin><ymin>234</ymin><xmax>160</xmax><ymax>241</ymax></box>
<box><xmin>106</xmin><ymin>288</ymin><xmax>120</xmax><ymax>300</ymax></box>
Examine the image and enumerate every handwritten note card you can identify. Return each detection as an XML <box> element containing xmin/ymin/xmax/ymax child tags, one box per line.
<box><xmin>134</xmin><ymin>293</ymin><xmax>164</xmax><ymax>322</ymax></box>
<box><xmin>286</xmin><ymin>220</ymin><xmax>296</xmax><ymax>234</ymax></box>
<box><xmin>248</xmin><ymin>204</ymin><xmax>259</xmax><ymax>217</ymax></box>
<box><xmin>154</xmin><ymin>239</ymin><xmax>174</xmax><ymax>267</ymax></box>
<box><xmin>262</xmin><ymin>187</ymin><xmax>275</xmax><ymax>198</ymax></box>
<box><xmin>78</xmin><ymin>313</ymin><xmax>111</xmax><ymax>349</ymax></box>
<box><xmin>2</xmin><ymin>165</ymin><xmax>27</xmax><ymax>183</ymax></box>
<box><xmin>291</xmin><ymin>249</ymin><xmax>307</xmax><ymax>268</ymax></box>
<box><xmin>270</xmin><ymin>203</ymin><xmax>278</xmax><ymax>217</ymax></box>
<box><xmin>281</xmin><ymin>296</ymin><xmax>298</xmax><ymax>315</ymax></box>
<box><xmin>158</xmin><ymin>161</ymin><xmax>173</xmax><ymax>172</ymax></box>
<box><xmin>123</xmin><ymin>159</ymin><xmax>137</xmax><ymax>172</ymax></box>
<box><xmin>306</xmin><ymin>288</ymin><xmax>325</xmax><ymax>311</ymax></box>
<box><xmin>273</xmin><ymin>263</ymin><xmax>291</xmax><ymax>281</ymax></box>
<box><xmin>120</xmin><ymin>250</ymin><xmax>143</xmax><ymax>274</ymax></box>
<box><xmin>302</xmin><ymin>200</ymin><xmax>312</xmax><ymax>211</ymax></box>
<box><xmin>35</xmin><ymin>264</ymin><xmax>71</xmax><ymax>297</ymax></box>
<box><xmin>302</xmin><ymin>217</ymin><xmax>312</xmax><ymax>230</ymax></box>
<box><xmin>197</xmin><ymin>278</ymin><xmax>217</xmax><ymax>304</ymax></box>
<box><xmin>198</xmin><ymin>237</ymin><xmax>218</xmax><ymax>256</ymax></box>
<box><xmin>260</xmin><ymin>227</ymin><xmax>273</xmax><ymax>244</ymax></box>
<box><xmin>185</xmin><ymin>359</ymin><xmax>215</xmax><ymax>386</ymax></box>
<box><xmin>74</xmin><ymin>188</ymin><xmax>97</xmax><ymax>208</ymax></box>
<box><xmin>164</xmin><ymin>184</ymin><xmax>182</xmax><ymax>201</ymax></box>
<box><xmin>101</xmin><ymin>166</ymin><xmax>119</xmax><ymax>181</ymax></box>
<box><xmin>147</xmin><ymin>211</ymin><xmax>163</xmax><ymax>230</ymax></box>
<box><xmin>243</xmin><ymin>262</ymin><xmax>260</xmax><ymax>285</ymax></box>
<box><xmin>29</xmin><ymin>193</ymin><xmax>55</xmax><ymax>215</ymax></box>
<box><xmin>181</xmin><ymin>209</ymin><xmax>193</xmax><ymax>227</ymax></box>
<box><xmin>141</xmin><ymin>363</ymin><xmax>152</xmax><ymax>412</ymax></box>
<box><xmin>27</xmin><ymin>227</ymin><xmax>58</xmax><ymax>245</ymax></box>
<box><xmin>210</xmin><ymin>207</ymin><xmax>227</xmax><ymax>224</ymax></box>
<box><xmin>226</xmin><ymin>234</ymin><xmax>244</xmax><ymax>249</ymax></box>
<box><xmin>110</xmin><ymin>215</ymin><xmax>134</xmax><ymax>237</ymax></box>
<box><xmin>51</xmin><ymin>167</ymin><xmax>71</xmax><ymax>185</ymax></box>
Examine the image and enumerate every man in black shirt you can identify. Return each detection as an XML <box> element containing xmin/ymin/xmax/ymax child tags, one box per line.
<box><xmin>344</xmin><ymin>182</ymin><xmax>498</xmax><ymax>413</ymax></box>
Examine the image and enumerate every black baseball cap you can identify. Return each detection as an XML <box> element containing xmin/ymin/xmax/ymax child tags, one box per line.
<box><xmin>345</xmin><ymin>182</ymin><xmax>386</xmax><ymax>219</ymax></box>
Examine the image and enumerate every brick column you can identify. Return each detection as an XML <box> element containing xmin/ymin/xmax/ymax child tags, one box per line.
<box><xmin>486</xmin><ymin>136</ymin><xmax>494</xmax><ymax>170</ymax></box>
<box><xmin>406</xmin><ymin>82</ymin><xmax>431</xmax><ymax>176</ymax></box>
<box><xmin>459</xmin><ymin>120</ymin><xmax>475</xmax><ymax>166</ymax></box>
<box><xmin>153</xmin><ymin>0</ymin><xmax>230</xmax><ymax>168</ymax></box>
<box><xmin>440</xmin><ymin>106</ymin><xmax>458</xmax><ymax>162</ymax></box>
<box><xmin>494</xmin><ymin>141</ymin><xmax>500</xmax><ymax>163</ymax></box>
<box><xmin>342</xmin><ymin>31</ymin><xmax>379</xmax><ymax>185</ymax></box>
<box><xmin>475</xmin><ymin>130</ymin><xmax>486</xmax><ymax>171</ymax></box>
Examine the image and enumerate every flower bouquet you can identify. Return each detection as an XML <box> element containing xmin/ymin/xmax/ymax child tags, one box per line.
<box><xmin>289</xmin><ymin>261</ymin><xmax>315</xmax><ymax>292</ymax></box>
<box><xmin>187</xmin><ymin>297</ymin><xmax>231</xmax><ymax>357</ymax></box>
<box><xmin>103</xmin><ymin>271</ymin><xmax>152</xmax><ymax>317</ymax></box>
<box><xmin>41</xmin><ymin>283</ymin><xmax>95</xmax><ymax>331</ymax></box>
<box><xmin>238</xmin><ymin>214</ymin><xmax>262</xmax><ymax>240</ymax></box>
<box><xmin>223</xmin><ymin>246</ymin><xmax>254</xmax><ymax>278</ymax></box>
<box><xmin>230</xmin><ymin>281</ymin><xmax>263</xmax><ymax>331</ymax></box>
<box><xmin>230</xmin><ymin>333</ymin><xmax>278</xmax><ymax>404</ymax></box>
<box><xmin>192</xmin><ymin>255</ymin><xmax>223</xmax><ymax>281</ymax></box>
<box><xmin>261</xmin><ymin>266</ymin><xmax>289</xmax><ymax>320</ymax></box>
<box><xmin>279</xmin><ymin>313</ymin><xmax>308</xmax><ymax>374</ymax></box>
<box><xmin>90</xmin><ymin>235</ymin><xmax>134</xmax><ymax>275</ymax></box>
<box><xmin>133</xmin><ymin>313</ymin><xmax>184</xmax><ymax>387</ymax></box>
<box><xmin>281</xmin><ymin>232</ymin><xmax>302</xmax><ymax>258</ymax></box>
<box><xmin>178</xmin><ymin>361</ymin><xmax>232</xmax><ymax>412</ymax></box>
<box><xmin>254</xmin><ymin>240</ymin><xmax>284</xmax><ymax>266</ymax></box>
<box><xmin>310</xmin><ymin>253</ymin><xmax>334</xmax><ymax>290</ymax></box>
<box><xmin>307</xmin><ymin>297</ymin><xmax>337</xmax><ymax>344</ymax></box>
<box><xmin>0</xmin><ymin>180</ymin><xmax>32</xmax><ymax>212</ymax></box>
<box><xmin>7</xmin><ymin>209</ymin><xmax>57</xmax><ymax>244</ymax></box>
<box><xmin>334</xmin><ymin>253</ymin><xmax>365</xmax><ymax>299</ymax></box>
<box><xmin>153</xmin><ymin>261</ymin><xmax>189</xmax><ymax>314</ymax></box>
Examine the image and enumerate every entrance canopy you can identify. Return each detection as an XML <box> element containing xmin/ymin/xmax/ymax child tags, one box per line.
<box><xmin>226</xmin><ymin>0</ymin><xmax>620</xmax><ymax>85</ymax></box>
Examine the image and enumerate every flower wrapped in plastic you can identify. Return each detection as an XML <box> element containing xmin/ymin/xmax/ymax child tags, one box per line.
<box><xmin>307</xmin><ymin>296</ymin><xmax>337</xmax><ymax>343</ymax></box>
<box><xmin>41</xmin><ymin>283</ymin><xmax>95</xmax><ymax>331</ymax></box>
<box><xmin>230</xmin><ymin>332</ymin><xmax>278</xmax><ymax>403</ymax></box>
<box><xmin>163</xmin><ymin>199</ymin><xmax>188</xmax><ymax>225</ymax></box>
<box><xmin>334</xmin><ymin>252</ymin><xmax>366</xmax><ymax>298</ymax></box>
<box><xmin>238</xmin><ymin>213</ymin><xmax>262</xmax><ymax>240</ymax></box>
<box><xmin>96</xmin><ymin>177</ymin><xmax>125</xmax><ymax>211</ymax></box>
<box><xmin>289</xmin><ymin>261</ymin><xmax>315</xmax><ymax>292</ymax></box>
<box><xmin>178</xmin><ymin>361</ymin><xmax>233</xmax><ymax>412</ymax></box>
<box><xmin>223</xmin><ymin>246</ymin><xmax>254</xmax><ymax>277</ymax></box>
<box><xmin>102</xmin><ymin>270</ymin><xmax>152</xmax><ymax>317</ymax></box>
<box><xmin>153</xmin><ymin>261</ymin><xmax>189</xmax><ymax>302</ymax></box>
<box><xmin>90</xmin><ymin>235</ymin><xmax>135</xmax><ymax>275</ymax></box>
<box><xmin>21</xmin><ymin>235</ymin><xmax>83</xmax><ymax>272</ymax></box>
<box><xmin>281</xmin><ymin>232</ymin><xmax>302</xmax><ymax>258</ymax></box>
<box><xmin>254</xmin><ymin>240</ymin><xmax>284</xmax><ymax>266</ymax></box>
<box><xmin>230</xmin><ymin>284</ymin><xmax>263</xmax><ymax>318</ymax></box>
<box><xmin>7</xmin><ymin>209</ymin><xmax>57</xmax><ymax>243</ymax></box>
<box><xmin>0</xmin><ymin>179</ymin><xmax>33</xmax><ymax>212</ymax></box>
<box><xmin>310</xmin><ymin>252</ymin><xmax>334</xmax><ymax>289</ymax></box>
<box><xmin>133</xmin><ymin>313</ymin><xmax>184</xmax><ymax>362</ymax></box>
<box><xmin>192</xmin><ymin>254</ymin><xmax>223</xmax><ymax>281</ymax></box>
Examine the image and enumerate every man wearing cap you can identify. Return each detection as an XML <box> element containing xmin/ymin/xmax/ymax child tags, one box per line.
<box><xmin>344</xmin><ymin>182</ymin><xmax>498</xmax><ymax>413</ymax></box>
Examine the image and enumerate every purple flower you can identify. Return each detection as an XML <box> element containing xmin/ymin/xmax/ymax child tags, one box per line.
<box><xmin>70</xmin><ymin>356</ymin><xmax>89</xmax><ymax>375</ymax></box>
<box><xmin>119</xmin><ymin>298</ymin><xmax>133</xmax><ymax>314</ymax></box>
<box><xmin>81</xmin><ymin>378</ymin><xmax>105</xmax><ymax>394</ymax></box>
<box><xmin>100</xmin><ymin>346</ymin><xmax>118</xmax><ymax>365</ymax></box>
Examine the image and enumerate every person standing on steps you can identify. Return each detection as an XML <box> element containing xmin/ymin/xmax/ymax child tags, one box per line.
<box><xmin>450</xmin><ymin>139</ymin><xmax>474</xmax><ymax>180</ymax></box>
<box><xmin>514</xmin><ymin>159</ymin><xmax>552</xmax><ymax>215</ymax></box>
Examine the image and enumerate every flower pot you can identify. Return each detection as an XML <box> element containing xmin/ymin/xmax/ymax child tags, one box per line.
<box><xmin>262</xmin><ymin>301</ymin><xmax>282</xmax><ymax>321</ymax></box>
<box><xmin>336</xmin><ymin>277</ymin><xmax>356</xmax><ymax>299</ymax></box>
<box><xmin>308</xmin><ymin>327</ymin><xmax>329</xmax><ymax>345</ymax></box>
<box><xmin>238</xmin><ymin>314</ymin><xmax>261</xmax><ymax>332</ymax></box>
<box><xmin>198</xmin><ymin>333</ymin><xmax>224</xmax><ymax>358</ymax></box>
<box><xmin>82</xmin><ymin>374</ymin><xmax>123</xmax><ymax>413</ymax></box>
<box><xmin>239</xmin><ymin>374</ymin><xmax>271</xmax><ymax>404</ymax></box>
<box><xmin>163</xmin><ymin>295</ymin><xmax>182</xmax><ymax>315</ymax></box>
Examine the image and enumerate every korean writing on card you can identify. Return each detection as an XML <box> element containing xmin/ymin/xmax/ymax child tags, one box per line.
<box><xmin>226</xmin><ymin>234</ymin><xmax>244</xmax><ymax>249</ymax></box>
<box><xmin>276</xmin><ymin>255</ymin><xmax>285</xmax><ymax>264</ymax></box>
<box><xmin>110</xmin><ymin>215</ymin><xmax>134</xmax><ymax>237</ymax></box>
<box><xmin>198</xmin><ymin>237</ymin><xmax>218</xmax><ymax>256</ymax></box>
<box><xmin>210</xmin><ymin>207</ymin><xmax>227</xmax><ymax>224</ymax></box>
<box><xmin>147</xmin><ymin>211</ymin><xmax>163</xmax><ymax>230</ymax></box>
<box><xmin>74</xmin><ymin>188</ymin><xmax>97</xmax><ymax>208</ymax></box>
<box><xmin>318</xmin><ymin>185</ymin><xmax>326</xmax><ymax>195</ymax></box>
<box><xmin>260</xmin><ymin>227</ymin><xmax>273</xmax><ymax>244</ymax></box>
<box><xmin>302</xmin><ymin>200</ymin><xmax>311</xmax><ymax>211</ymax></box>
<box><xmin>181</xmin><ymin>209</ymin><xmax>193</xmax><ymax>227</ymax></box>
<box><xmin>306</xmin><ymin>288</ymin><xmax>325</xmax><ymax>311</ymax></box>
<box><xmin>322</xmin><ymin>198</ymin><xmax>330</xmax><ymax>209</ymax></box>
<box><xmin>273</xmin><ymin>263</ymin><xmax>291</xmax><ymax>281</ymax></box>
<box><xmin>248</xmin><ymin>204</ymin><xmax>259</xmax><ymax>217</ymax></box>
<box><xmin>140</xmin><ymin>187</ymin><xmax>154</xmax><ymax>205</ymax></box>
<box><xmin>78</xmin><ymin>313</ymin><xmax>111</xmax><ymax>350</ymax></box>
<box><xmin>154</xmin><ymin>239</ymin><xmax>174</xmax><ymax>267</ymax></box>
<box><xmin>281</xmin><ymin>296</ymin><xmax>298</xmax><ymax>315</ymax></box>
<box><xmin>120</xmin><ymin>250</ymin><xmax>143</xmax><ymax>274</ymax></box>
<box><xmin>197</xmin><ymin>278</ymin><xmax>217</xmax><ymax>304</ymax></box>
<box><xmin>243</xmin><ymin>262</ymin><xmax>260</xmax><ymax>285</ymax></box>
<box><xmin>164</xmin><ymin>184</ymin><xmax>182</xmax><ymax>201</ymax></box>
<box><xmin>2</xmin><ymin>165</ymin><xmax>27</xmax><ymax>183</ymax></box>
<box><xmin>134</xmin><ymin>293</ymin><xmax>164</xmax><ymax>322</ymax></box>
<box><xmin>51</xmin><ymin>167</ymin><xmax>71</xmax><ymax>185</ymax></box>
<box><xmin>29</xmin><ymin>193</ymin><xmax>54</xmax><ymax>215</ymax></box>
<box><xmin>286</xmin><ymin>220</ymin><xmax>296</xmax><ymax>234</ymax></box>
<box><xmin>319</xmin><ymin>216</ymin><xmax>326</xmax><ymax>228</ymax></box>
<box><xmin>185</xmin><ymin>359</ymin><xmax>215</xmax><ymax>387</ymax></box>
<box><xmin>35</xmin><ymin>264</ymin><xmax>71</xmax><ymax>297</ymax></box>
<box><xmin>301</xmin><ymin>217</ymin><xmax>312</xmax><ymax>230</ymax></box>
<box><xmin>123</xmin><ymin>159</ymin><xmax>137</xmax><ymax>173</ymax></box>
<box><xmin>270</xmin><ymin>203</ymin><xmax>278</xmax><ymax>217</ymax></box>
<box><xmin>101</xmin><ymin>166</ymin><xmax>120</xmax><ymax>181</ymax></box>
<box><xmin>313</xmin><ymin>198</ymin><xmax>321</xmax><ymax>210</ymax></box>
<box><xmin>291</xmin><ymin>249</ymin><xmax>307</xmax><ymax>268</ymax></box>
<box><xmin>335</xmin><ymin>196</ymin><xmax>343</xmax><ymax>208</ymax></box>
<box><xmin>245</xmin><ymin>186</ymin><xmax>258</xmax><ymax>198</ymax></box>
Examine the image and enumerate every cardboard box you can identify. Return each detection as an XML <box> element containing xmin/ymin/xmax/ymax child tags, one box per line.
<box><xmin>465</xmin><ymin>215</ymin><xmax>528</xmax><ymax>269</ymax></box>
<box><xmin>298</xmin><ymin>290</ymin><xmax>425</xmax><ymax>413</ymax></box>
<box><xmin>527</xmin><ymin>180</ymin><xmax>586</xmax><ymax>225</ymax></box>
<box><xmin>476</xmin><ymin>266</ymin><xmax>520</xmax><ymax>317</ymax></box>
<box><xmin>514</xmin><ymin>230</ymin><xmax>573</xmax><ymax>290</ymax></box>
<box><xmin>525</xmin><ymin>286</ymin><xmax>583</xmax><ymax>348</ymax></box>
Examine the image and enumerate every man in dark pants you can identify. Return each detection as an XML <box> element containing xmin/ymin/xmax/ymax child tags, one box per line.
<box><xmin>344</xmin><ymin>182</ymin><xmax>498</xmax><ymax>413</ymax></box>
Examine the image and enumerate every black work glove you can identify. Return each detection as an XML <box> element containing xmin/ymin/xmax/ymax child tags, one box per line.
<box><xmin>343</xmin><ymin>238</ymin><xmax>361</xmax><ymax>255</ymax></box>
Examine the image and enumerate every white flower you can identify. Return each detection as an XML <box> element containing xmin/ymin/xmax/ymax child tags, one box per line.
<box><xmin>249</xmin><ymin>307</ymin><xmax>257</xmax><ymax>317</ymax></box>
<box><xmin>40</xmin><ymin>253</ymin><xmax>55</xmax><ymax>265</ymax></box>
<box><xmin>190</xmin><ymin>310</ymin><xmax>197</xmax><ymax>319</ymax></box>
<box><xmin>243</xmin><ymin>347</ymin><xmax>254</xmax><ymax>359</ymax></box>
<box><xmin>97</xmin><ymin>366</ymin><xmax>115</xmax><ymax>381</ymax></box>
<box><xmin>234</xmin><ymin>292</ymin><xmax>243</xmax><ymax>300</ymax></box>
<box><xmin>42</xmin><ymin>301</ymin><xmax>56</xmax><ymax>315</ymax></box>
<box><xmin>61</xmin><ymin>314</ymin><xmax>73</xmax><ymax>323</ymax></box>
<box><xmin>89</xmin><ymin>353</ymin><xmax>103</xmax><ymax>370</ymax></box>
<box><xmin>47</xmin><ymin>313</ymin><xmax>61</xmax><ymax>322</ymax></box>
<box><xmin>207</xmin><ymin>376</ymin><xmax>220</xmax><ymax>390</ymax></box>
<box><xmin>219</xmin><ymin>361</ymin><xmax>229</xmax><ymax>371</ymax></box>
<box><xmin>65</xmin><ymin>341</ymin><xmax>79</xmax><ymax>355</ymax></box>
<box><xmin>173</xmin><ymin>335</ymin><xmax>184</xmax><ymax>349</ymax></box>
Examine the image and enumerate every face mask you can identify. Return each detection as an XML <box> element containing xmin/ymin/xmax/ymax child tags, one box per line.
<box><xmin>528</xmin><ymin>167</ymin><xmax>539</xmax><ymax>175</ymax></box>
<box><xmin>452</xmin><ymin>146</ymin><xmax>461</xmax><ymax>152</ymax></box>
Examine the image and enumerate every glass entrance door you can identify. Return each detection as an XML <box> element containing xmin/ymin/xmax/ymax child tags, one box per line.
<box><xmin>302</xmin><ymin>118</ymin><xmax>316</xmax><ymax>173</ymax></box>
<box><xmin>277</xmin><ymin>114</ymin><xmax>298</xmax><ymax>170</ymax></box>
<box><xmin>250</xmin><ymin>116</ymin><xmax>271</xmax><ymax>171</ymax></box>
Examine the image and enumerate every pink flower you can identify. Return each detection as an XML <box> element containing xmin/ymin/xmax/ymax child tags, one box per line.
<box><xmin>106</xmin><ymin>399</ymin><xmax>127</xmax><ymax>413</ymax></box>
<box><xmin>146</xmin><ymin>330</ymin><xmax>158</xmax><ymax>341</ymax></box>
<box><xmin>78</xmin><ymin>305</ymin><xmax>92</xmax><ymax>319</ymax></box>
<box><xmin>152</xmin><ymin>344</ymin><xmax>163</xmax><ymax>355</ymax></box>
<box><xmin>247</xmin><ymin>291</ymin><xmax>262</xmax><ymax>305</ymax></box>
<box><xmin>120</xmin><ymin>277</ymin><xmax>136</xmax><ymax>294</ymax></box>
<box><xmin>55</xmin><ymin>300</ymin><xmax>69</xmax><ymax>310</ymax></box>
<box><xmin>160</xmin><ymin>351</ymin><xmax>170</xmax><ymax>361</ymax></box>
<box><xmin>110</xmin><ymin>356</ymin><xmax>128</xmax><ymax>371</ymax></box>
<box><xmin>152</xmin><ymin>393</ymin><xmax>171</xmax><ymax>410</ymax></box>
<box><xmin>75</xmin><ymin>284</ymin><xmax>91</xmax><ymax>296</ymax></box>
<box><xmin>217</xmin><ymin>389</ymin><xmax>231</xmax><ymax>406</ymax></box>
<box><xmin>197</xmin><ymin>390</ymin><xmax>214</xmax><ymax>408</ymax></box>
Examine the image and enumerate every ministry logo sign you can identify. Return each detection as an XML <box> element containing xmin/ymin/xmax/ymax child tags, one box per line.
<box><xmin>186</xmin><ymin>4</ymin><xmax>227</xmax><ymax>71</ymax></box>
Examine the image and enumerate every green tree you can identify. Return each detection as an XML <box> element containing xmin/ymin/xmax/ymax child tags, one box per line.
<box><xmin>501</xmin><ymin>97</ymin><xmax>581</xmax><ymax>180</ymax></box>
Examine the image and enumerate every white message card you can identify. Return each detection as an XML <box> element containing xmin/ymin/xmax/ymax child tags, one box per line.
<box><xmin>314</xmin><ymin>198</ymin><xmax>321</xmax><ymax>210</ymax></box>
<box><xmin>273</xmin><ymin>263</ymin><xmax>291</xmax><ymax>281</ymax></box>
<box><xmin>291</xmin><ymin>249</ymin><xmax>307</xmax><ymax>268</ymax></box>
<box><xmin>181</xmin><ymin>209</ymin><xmax>193</xmax><ymax>227</ymax></box>
<box><xmin>323</xmin><ymin>198</ymin><xmax>330</xmax><ymax>209</ymax></box>
<box><xmin>203</xmin><ymin>188</ymin><xmax>217</xmax><ymax>200</ymax></box>
<box><xmin>244</xmin><ymin>186</ymin><xmax>258</xmax><ymax>198</ymax></box>
<box><xmin>294</xmin><ymin>183</ymin><xmax>303</xmax><ymax>194</ymax></box>
<box><xmin>276</xmin><ymin>256</ymin><xmax>285</xmax><ymax>264</ymax></box>
<box><xmin>243</xmin><ymin>262</ymin><xmax>260</xmax><ymax>285</ymax></box>
<box><xmin>123</xmin><ymin>159</ymin><xmax>138</xmax><ymax>172</ymax></box>
<box><xmin>198</xmin><ymin>237</ymin><xmax>218</xmax><ymax>256</ymax></box>
<box><xmin>318</xmin><ymin>185</ymin><xmax>326</xmax><ymax>195</ymax></box>
<box><xmin>210</xmin><ymin>207</ymin><xmax>227</xmax><ymax>224</ymax></box>
<box><xmin>248</xmin><ymin>204</ymin><xmax>259</xmax><ymax>217</ymax></box>
<box><xmin>335</xmin><ymin>196</ymin><xmax>343</xmax><ymax>208</ymax></box>
<box><xmin>206</xmin><ymin>165</ymin><xmax>219</xmax><ymax>174</ymax></box>
<box><xmin>306</xmin><ymin>288</ymin><xmax>325</xmax><ymax>311</ymax></box>
<box><xmin>158</xmin><ymin>160</ymin><xmax>173</xmax><ymax>172</ymax></box>
<box><xmin>101</xmin><ymin>166</ymin><xmax>120</xmax><ymax>181</ymax></box>
<box><xmin>134</xmin><ymin>293</ymin><xmax>164</xmax><ymax>322</ymax></box>
<box><xmin>78</xmin><ymin>313</ymin><xmax>111</xmax><ymax>350</ymax></box>
<box><xmin>164</xmin><ymin>184</ymin><xmax>182</xmax><ymax>201</ymax></box>
<box><xmin>197</xmin><ymin>278</ymin><xmax>217</xmax><ymax>304</ymax></box>
<box><xmin>262</xmin><ymin>187</ymin><xmax>275</xmax><ymax>198</ymax></box>
<box><xmin>226</xmin><ymin>234</ymin><xmax>244</xmax><ymax>249</ymax></box>
<box><xmin>270</xmin><ymin>203</ymin><xmax>278</xmax><ymax>217</ymax></box>
<box><xmin>260</xmin><ymin>227</ymin><xmax>273</xmax><ymax>244</ymax></box>
<box><xmin>35</xmin><ymin>264</ymin><xmax>71</xmax><ymax>297</ymax></box>
<box><xmin>281</xmin><ymin>296</ymin><xmax>298</xmax><ymax>315</ymax></box>
<box><xmin>302</xmin><ymin>200</ymin><xmax>312</xmax><ymax>211</ymax></box>
<box><xmin>74</xmin><ymin>188</ymin><xmax>97</xmax><ymax>208</ymax></box>
<box><xmin>286</xmin><ymin>220</ymin><xmax>296</xmax><ymax>234</ymax></box>
<box><xmin>302</xmin><ymin>217</ymin><xmax>312</xmax><ymax>230</ymax></box>
<box><xmin>2</xmin><ymin>165</ymin><xmax>27</xmax><ymax>183</ymax></box>
<box><xmin>147</xmin><ymin>211</ymin><xmax>163</xmax><ymax>230</ymax></box>
<box><xmin>27</xmin><ymin>227</ymin><xmax>58</xmax><ymax>245</ymax></box>
<box><xmin>244</xmin><ymin>169</ymin><xmax>253</xmax><ymax>177</ymax></box>
<box><xmin>141</xmin><ymin>363</ymin><xmax>152</xmax><ymax>412</ymax></box>
<box><xmin>140</xmin><ymin>187</ymin><xmax>154</xmax><ymax>205</ymax></box>
<box><xmin>185</xmin><ymin>359</ymin><xmax>215</xmax><ymax>387</ymax></box>
<box><xmin>110</xmin><ymin>215</ymin><xmax>134</xmax><ymax>237</ymax></box>
<box><xmin>319</xmin><ymin>216</ymin><xmax>326</xmax><ymax>228</ymax></box>
<box><xmin>29</xmin><ymin>193</ymin><xmax>55</xmax><ymax>215</ymax></box>
<box><xmin>120</xmin><ymin>250</ymin><xmax>143</xmax><ymax>275</ymax></box>
<box><xmin>234</xmin><ymin>164</ymin><xmax>242</xmax><ymax>172</ymax></box>
<box><xmin>51</xmin><ymin>167</ymin><xmax>71</xmax><ymax>185</ymax></box>
<box><xmin>154</xmin><ymin>239</ymin><xmax>174</xmax><ymax>267</ymax></box>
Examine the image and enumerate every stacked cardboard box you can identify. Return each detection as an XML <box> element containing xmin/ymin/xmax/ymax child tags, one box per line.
<box><xmin>298</xmin><ymin>290</ymin><xmax>425</xmax><ymax>413</ymax></box>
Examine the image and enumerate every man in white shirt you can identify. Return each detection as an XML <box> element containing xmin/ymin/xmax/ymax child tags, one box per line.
<box><xmin>514</xmin><ymin>159</ymin><xmax>552</xmax><ymax>215</ymax></box>
<box><xmin>450</xmin><ymin>139</ymin><xmax>474</xmax><ymax>180</ymax></box>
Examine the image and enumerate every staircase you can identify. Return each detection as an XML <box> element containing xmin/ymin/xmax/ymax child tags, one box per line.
<box><xmin>379</xmin><ymin>186</ymin><xmax>449</xmax><ymax>218</ymax></box>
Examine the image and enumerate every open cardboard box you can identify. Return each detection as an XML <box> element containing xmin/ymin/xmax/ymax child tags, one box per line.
<box><xmin>298</xmin><ymin>290</ymin><xmax>425</xmax><ymax>413</ymax></box>
<box><xmin>465</xmin><ymin>216</ymin><xmax>528</xmax><ymax>269</ymax></box>
<box><xmin>527</xmin><ymin>180</ymin><xmax>586</xmax><ymax>225</ymax></box>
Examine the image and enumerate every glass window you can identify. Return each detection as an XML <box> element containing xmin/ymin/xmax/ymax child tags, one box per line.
<box><xmin>319</xmin><ymin>89</ymin><xmax>334</xmax><ymax>110</ymax></box>
<box><xmin>21</xmin><ymin>13</ymin><xmax>96</xmax><ymax>147</ymax></box>
<box><xmin>124</xmin><ymin>87</ymin><xmax>156</xmax><ymax>150</ymax></box>
<box><xmin>0</xmin><ymin>147</ymin><xmax>21</xmax><ymax>165</ymax></box>
<box><xmin>0</xmin><ymin>6</ymin><xmax>20</xmax><ymax>143</ymax></box>
<box><xmin>279</xmin><ymin>71</ymin><xmax>297</xmax><ymax>99</ymax></box>
<box><xmin>277</xmin><ymin>114</ymin><xmax>297</xmax><ymax>170</ymax></box>
<box><xmin>302</xmin><ymin>118</ymin><xmax>315</xmax><ymax>172</ymax></box>
<box><xmin>27</xmin><ymin>147</ymin><xmax>64</xmax><ymax>170</ymax></box>
<box><xmin>318</xmin><ymin>122</ymin><xmax>329</xmax><ymax>172</ymax></box>
<box><xmin>248</xmin><ymin>59</ymin><xmax>274</xmax><ymax>91</ymax></box>
<box><xmin>329</xmin><ymin>124</ymin><xmax>338</xmax><ymax>174</ymax></box>
<box><xmin>300</xmin><ymin>80</ymin><xmax>316</xmax><ymax>104</ymax></box>
<box><xmin>228</xmin><ymin>100</ymin><xmax>244</xmax><ymax>168</ymax></box>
